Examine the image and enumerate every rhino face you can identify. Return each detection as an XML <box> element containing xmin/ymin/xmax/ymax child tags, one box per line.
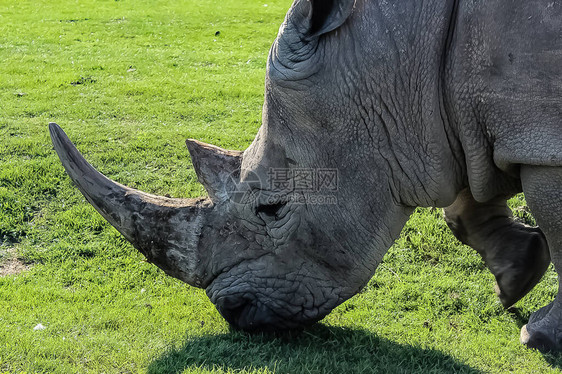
<box><xmin>50</xmin><ymin>120</ymin><xmax>363</xmax><ymax>332</ymax></box>
<box><xmin>187</xmin><ymin>127</ymin><xmax>364</xmax><ymax>331</ymax></box>
<box><xmin>50</xmin><ymin>0</ymin><xmax>410</xmax><ymax>331</ymax></box>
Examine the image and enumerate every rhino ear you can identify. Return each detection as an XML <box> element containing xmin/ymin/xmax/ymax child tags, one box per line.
<box><xmin>296</xmin><ymin>0</ymin><xmax>356</xmax><ymax>38</ymax></box>
<box><xmin>186</xmin><ymin>140</ymin><xmax>242</xmax><ymax>203</ymax></box>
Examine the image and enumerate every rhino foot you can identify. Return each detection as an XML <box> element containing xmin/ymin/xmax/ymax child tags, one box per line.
<box><xmin>490</xmin><ymin>227</ymin><xmax>550</xmax><ymax>308</ymax></box>
<box><xmin>519</xmin><ymin>166</ymin><xmax>562</xmax><ymax>352</ymax></box>
<box><xmin>444</xmin><ymin>189</ymin><xmax>551</xmax><ymax>308</ymax></box>
<box><xmin>520</xmin><ymin>302</ymin><xmax>561</xmax><ymax>352</ymax></box>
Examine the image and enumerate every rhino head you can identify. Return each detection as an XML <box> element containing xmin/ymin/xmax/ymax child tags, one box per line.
<box><xmin>50</xmin><ymin>0</ymin><xmax>417</xmax><ymax>331</ymax></box>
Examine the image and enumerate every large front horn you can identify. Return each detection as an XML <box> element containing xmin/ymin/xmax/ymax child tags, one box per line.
<box><xmin>49</xmin><ymin>123</ymin><xmax>213</xmax><ymax>288</ymax></box>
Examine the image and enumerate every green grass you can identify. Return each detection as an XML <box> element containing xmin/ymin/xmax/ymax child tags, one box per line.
<box><xmin>0</xmin><ymin>0</ymin><xmax>560</xmax><ymax>372</ymax></box>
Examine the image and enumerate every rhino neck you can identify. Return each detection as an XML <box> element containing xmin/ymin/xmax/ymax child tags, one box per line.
<box><xmin>321</xmin><ymin>0</ymin><xmax>467</xmax><ymax>208</ymax></box>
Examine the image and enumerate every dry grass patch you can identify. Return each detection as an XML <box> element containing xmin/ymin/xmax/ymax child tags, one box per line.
<box><xmin>0</xmin><ymin>246</ymin><xmax>30</xmax><ymax>277</ymax></box>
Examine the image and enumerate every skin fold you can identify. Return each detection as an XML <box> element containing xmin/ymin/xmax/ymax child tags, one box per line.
<box><xmin>50</xmin><ymin>0</ymin><xmax>561</xmax><ymax>349</ymax></box>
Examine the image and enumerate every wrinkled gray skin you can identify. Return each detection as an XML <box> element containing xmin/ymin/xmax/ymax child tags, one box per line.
<box><xmin>50</xmin><ymin>0</ymin><xmax>561</xmax><ymax>350</ymax></box>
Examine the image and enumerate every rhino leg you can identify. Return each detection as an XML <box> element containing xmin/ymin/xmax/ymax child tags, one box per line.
<box><xmin>444</xmin><ymin>188</ymin><xmax>550</xmax><ymax>308</ymax></box>
<box><xmin>519</xmin><ymin>166</ymin><xmax>562</xmax><ymax>352</ymax></box>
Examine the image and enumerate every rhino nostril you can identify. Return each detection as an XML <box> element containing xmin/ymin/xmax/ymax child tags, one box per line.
<box><xmin>216</xmin><ymin>296</ymin><xmax>251</xmax><ymax>326</ymax></box>
<box><xmin>255</xmin><ymin>202</ymin><xmax>286</xmax><ymax>221</ymax></box>
<box><xmin>216</xmin><ymin>296</ymin><xmax>283</xmax><ymax>332</ymax></box>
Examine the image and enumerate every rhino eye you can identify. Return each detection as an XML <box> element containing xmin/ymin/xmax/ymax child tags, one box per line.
<box><xmin>255</xmin><ymin>202</ymin><xmax>286</xmax><ymax>221</ymax></box>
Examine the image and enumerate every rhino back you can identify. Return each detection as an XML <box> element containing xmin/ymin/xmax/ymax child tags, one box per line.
<box><xmin>446</xmin><ymin>0</ymin><xmax>562</xmax><ymax>201</ymax></box>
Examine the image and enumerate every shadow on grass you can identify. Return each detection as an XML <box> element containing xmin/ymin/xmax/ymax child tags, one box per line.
<box><xmin>507</xmin><ymin>307</ymin><xmax>531</xmax><ymax>329</ymax></box>
<box><xmin>148</xmin><ymin>324</ymin><xmax>481</xmax><ymax>374</ymax></box>
<box><xmin>543</xmin><ymin>353</ymin><xmax>562</xmax><ymax>371</ymax></box>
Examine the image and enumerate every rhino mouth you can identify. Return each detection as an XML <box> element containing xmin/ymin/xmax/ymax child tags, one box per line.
<box><xmin>206</xmin><ymin>270</ymin><xmax>343</xmax><ymax>332</ymax></box>
<box><xmin>211</xmin><ymin>293</ymin><xmax>327</xmax><ymax>332</ymax></box>
<box><xmin>214</xmin><ymin>295</ymin><xmax>313</xmax><ymax>332</ymax></box>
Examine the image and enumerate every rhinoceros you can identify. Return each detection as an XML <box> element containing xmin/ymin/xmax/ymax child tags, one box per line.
<box><xmin>50</xmin><ymin>0</ymin><xmax>561</xmax><ymax>351</ymax></box>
